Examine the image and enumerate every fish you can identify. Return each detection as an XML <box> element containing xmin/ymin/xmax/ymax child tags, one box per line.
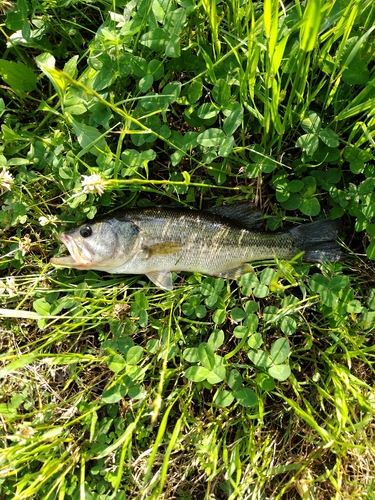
<box><xmin>50</xmin><ymin>204</ymin><xmax>343</xmax><ymax>290</ymax></box>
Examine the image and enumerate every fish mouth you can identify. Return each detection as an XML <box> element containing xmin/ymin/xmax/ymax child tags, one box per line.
<box><xmin>50</xmin><ymin>233</ymin><xmax>94</xmax><ymax>268</ymax></box>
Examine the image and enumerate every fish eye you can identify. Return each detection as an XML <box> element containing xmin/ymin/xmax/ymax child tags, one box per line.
<box><xmin>80</xmin><ymin>225</ymin><xmax>92</xmax><ymax>238</ymax></box>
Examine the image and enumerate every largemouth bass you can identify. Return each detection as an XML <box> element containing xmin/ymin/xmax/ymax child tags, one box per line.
<box><xmin>50</xmin><ymin>204</ymin><xmax>343</xmax><ymax>290</ymax></box>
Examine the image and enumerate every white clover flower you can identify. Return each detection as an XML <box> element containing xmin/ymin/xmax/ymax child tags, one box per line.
<box><xmin>39</xmin><ymin>215</ymin><xmax>59</xmax><ymax>227</ymax></box>
<box><xmin>0</xmin><ymin>167</ymin><xmax>14</xmax><ymax>193</ymax></box>
<box><xmin>19</xmin><ymin>234</ymin><xmax>32</xmax><ymax>256</ymax></box>
<box><xmin>81</xmin><ymin>173</ymin><xmax>106</xmax><ymax>196</ymax></box>
<box><xmin>0</xmin><ymin>1</ymin><xmax>13</xmax><ymax>14</ymax></box>
<box><xmin>5</xmin><ymin>277</ymin><xmax>17</xmax><ymax>296</ymax></box>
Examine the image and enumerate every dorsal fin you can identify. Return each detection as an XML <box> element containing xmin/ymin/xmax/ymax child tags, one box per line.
<box><xmin>206</xmin><ymin>203</ymin><xmax>264</xmax><ymax>230</ymax></box>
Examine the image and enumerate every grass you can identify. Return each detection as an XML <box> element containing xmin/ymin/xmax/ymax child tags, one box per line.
<box><xmin>1</xmin><ymin>0</ymin><xmax>375</xmax><ymax>498</ymax></box>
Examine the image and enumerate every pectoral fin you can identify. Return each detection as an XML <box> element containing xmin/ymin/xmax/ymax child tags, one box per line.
<box><xmin>143</xmin><ymin>242</ymin><xmax>183</xmax><ymax>259</ymax></box>
<box><xmin>146</xmin><ymin>271</ymin><xmax>174</xmax><ymax>290</ymax></box>
<box><xmin>214</xmin><ymin>263</ymin><xmax>255</xmax><ymax>279</ymax></box>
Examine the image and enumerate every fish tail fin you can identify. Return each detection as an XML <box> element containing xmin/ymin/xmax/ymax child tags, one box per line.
<box><xmin>290</xmin><ymin>220</ymin><xmax>344</xmax><ymax>263</ymax></box>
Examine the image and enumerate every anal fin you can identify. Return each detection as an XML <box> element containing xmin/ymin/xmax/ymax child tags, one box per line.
<box><xmin>146</xmin><ymin>271</ymin><xmax>174</xmax><ymax>290</ymax></box>
<box><xmin>214</xmin><ymin>263</ymin><xmax>254</xmax><ymax>280</ymax></box>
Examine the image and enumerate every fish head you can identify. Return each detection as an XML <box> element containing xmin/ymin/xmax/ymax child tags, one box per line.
<box><xmin>50</xmin><ymin>218</ymin><xmax>141</xmax><ymax>271</ymax></box>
